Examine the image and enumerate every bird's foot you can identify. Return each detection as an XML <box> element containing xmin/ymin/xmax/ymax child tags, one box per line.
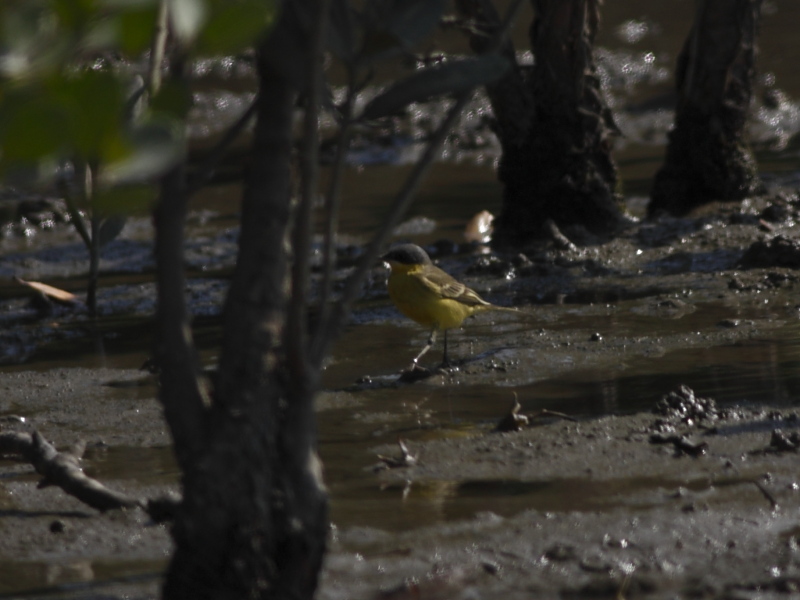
<box><xmin>398</xmin><ymin>362</ymin><xmax>433</xmax><ymax>383</ymax></box>
<box><xmin>437</xmin><ymin>358</ymin><xmax>459</xmax><ymax>372</ymax></box>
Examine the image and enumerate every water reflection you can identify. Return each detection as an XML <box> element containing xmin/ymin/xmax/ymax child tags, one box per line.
<box><xmin>329</xmin><ymin>474</ymin><xmax>769</xmax><ymax>533</ymax></box>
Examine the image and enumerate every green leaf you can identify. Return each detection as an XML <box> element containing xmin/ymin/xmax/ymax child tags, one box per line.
<box><xmin>102</xmin><ymin>117</ymin><xmax>184</xmax><ymax>184</ymax></box>
<box><xmin>52</xmin><ymin>0</ymin><xmax>99</xmax><ymax>31</ymax></box>
<box><xmin>91</xmin><ymin>182</ymin><xmax>158</xmax><ymax>219</ymax></box>
<box><xmin>195</xmin><ymin>0</ymin><xmax>276</xmax><ymax>54</ymax></box>
<box><xmin>359</xmin><ymin>0</ymin><xmax>445</xmax><ymax>60</ymax></box>
<box><xmin>168</xmin><ymin>0</ymin><xmax>207</xmax><ymax>44</ymax></box>
<box><xmin>361</xmin><ymin>55</ymin><xmax>511</xmax><ymax>120</ymax></box>
<box><xmin>114</xmin><ymin>5</ymin><xmax>160</xmax><ymax>55</ymax></box>
<box><xmin>149</xmin><ymin>78</ymin><xmax>193</xmax><ymax>119</ymax></box>
<box><xmin>102</xmin><ymin>0</ymin><xmax>159</xmax><ymax>8</ymax></box>
<box><xmin>385</xmin><ymin>0</ymin><xmax>445</xmax><ymax>49</ymax></box>
<box><xmin>0</xmin><ymin>3</ymin><xmax>69</xmax><ymax>79</ymax></box>
<box><xmin>49</xmin><ymin>70</ymin><xmax>127</xmax><ymax>160</ymax></box>
<box><xmin>94</xmin><ymin>184</ymin><xmax>155</xmax><ymax>216</ymax></box>
<box><xmin>0</xmin><ymin>69</ymin><xmax>133</xmax><ymax>168</ymax></box>
<box><xmin>0</xmin><ymin>88</ymin><xmax>70</xmax><ymax>162</ymax></box>
<box><xmin>96</xmin><ymin>213</ymin><xmax>128</xmax><ymax>246</ymax></box>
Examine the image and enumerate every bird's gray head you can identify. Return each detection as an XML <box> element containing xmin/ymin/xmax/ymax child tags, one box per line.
<box><xmin>381</xmin><ymin>244</ymin><xmax>433</xmax><ymax>266</ymax></box>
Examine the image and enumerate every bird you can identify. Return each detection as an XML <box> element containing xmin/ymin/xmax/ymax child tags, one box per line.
<box><xmin>382</xmin><ymin>243</ymin><xmax>518</xmax><ymax>371</ymax></box>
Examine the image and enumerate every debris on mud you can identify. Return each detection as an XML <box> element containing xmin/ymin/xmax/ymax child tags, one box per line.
<box><xmin>652</xmin><ymin>385</ymin><xmax>724</xmax><ymax>425</ymax></box>
<box><xmin>494</xmin><ymin>398</ymin><xmax>529</xmax><ymax>432</ymax></box>
<box><xmin>768</xmin><ymin>428</ymin><xmax>800</xmax><ymax>452</ymax></box>
<box><xmin>740</xmin><ymin>234</ymin><xmax>800</xmax><ymax>268</ymax></box>
<box><xmin>0</xmin><ymin>192</ymin><xmax>71</xmax><ymax>235</ymax></box>
<box><xmin>648</xmin><ymin>432</ymin><xmax>709</xmax><ymax>456</ymax></box>
<box><xmin>373</xmin><ymin>439</ymin><xmax>417</xmax><ymax>471</ymax></box>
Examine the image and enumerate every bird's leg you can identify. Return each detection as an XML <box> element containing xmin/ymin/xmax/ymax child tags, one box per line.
<box><xmin>410</xmin><ymin>327</ymin><xmax>437</xmax><ymax>370</ymax></box>
<box><xmin>440</xmin><ymin>329</ymin><xmax>451</xmax><ymax>368</ymax></box>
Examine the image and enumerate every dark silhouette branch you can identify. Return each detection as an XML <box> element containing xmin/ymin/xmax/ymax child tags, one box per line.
<box><xmin>186</xmin><ymin>100</ymin><xmax>258</xmax><ymax>194</ymax></box>
<box><xmin>316</xmin><ymin>77</ymin><xmax>355</xmax><ymax>353</ymax></box>
<box><xmin>0</xmin><ymin>431</ymin><xmax>140</xmax><ymax>512</ymax></box>
<box><xmin>309</xmin><ymin>0</ymin><xmax>527</xmax><ymax>366</ymax></box>
<box><xmin>152</xmin><ymin>52</ymin><xmax>211</xmax><ymax>471</ymax></box>
<box><xmin>147</xmin><ymin>0</ymin><xmax>169</xmax><ymax>97</ymax></box>
<box><xmin>288</xmin><ymin>0</ymin><xmax>332</xmax><ymax>388</ymax></box>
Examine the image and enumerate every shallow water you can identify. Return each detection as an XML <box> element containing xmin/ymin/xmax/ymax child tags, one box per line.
<box><xmin>318</xmin><ymin>309</ymin><xmax>800</xmax><ymax>532</ymax></box>
<box><xmin>3</xmin><ymin>2</ymin><xmax>800</xmax><ymax>596</ymax></box>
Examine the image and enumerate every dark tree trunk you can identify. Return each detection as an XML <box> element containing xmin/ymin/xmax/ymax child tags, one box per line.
<box><xmin>158</xmin><ymin>32</ymin><xmax>328</xmax><ymax>600</ymax></box>
<box><xmin>455</xmin><ymin>0</ymin><xmax>534</xmax><ymax>152</ymax></box>
<box><xmin>485</xmin><ymin>0</ymin><xmax>624</xmax><ymax>247</ymax></box>
<box><xmin>649</xmin><ymin>0</ymin><xmax>762</xmax><ymax>216</ymax></box>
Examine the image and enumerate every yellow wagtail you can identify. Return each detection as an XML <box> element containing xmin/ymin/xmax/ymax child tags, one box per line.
<box><xmin>382</xmin><ymin>243</ymin><xmax>518</xmax><ymax>370</ymax></box>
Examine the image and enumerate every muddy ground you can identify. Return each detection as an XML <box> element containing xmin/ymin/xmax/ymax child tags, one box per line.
<box><xmin>3</xmin><ymin>189</ymin><xmax>800</xmax><ymax>598</ymax></box>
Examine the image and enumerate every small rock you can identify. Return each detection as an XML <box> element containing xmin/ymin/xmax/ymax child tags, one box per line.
<box><xmin>49</xmin><ymin>520</ymin><xmax>66</xmax><ymax>533</ymax></box>
<box><xmin>740</xmin><ymin>235</ymin><xmax>800</xmax><ymax>268</ymax></box>
<box><xmin>717</xmin><ymin>319</ymin><xmax>740</xmax><ymax>328</ymax></box>
<box><xmin>544</xmin><ymin>544</ymin><xmax>577</xmax><ymax>562</ymax></box>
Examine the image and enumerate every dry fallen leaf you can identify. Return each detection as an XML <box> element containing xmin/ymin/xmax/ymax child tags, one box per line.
<box><xmin>464</xmin><ymin>209</ymin><xmax>494</xmax><ymax>244</ymax></box>
<box><xmin>15</xmin><ymin>277</ymin><xmax>82</xmax><ymax>306</ymax></box>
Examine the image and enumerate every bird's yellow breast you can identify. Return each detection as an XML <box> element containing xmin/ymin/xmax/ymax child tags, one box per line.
<box><xmin>387</xmin><ymin>264</ymin><xmax>479</xmax><ymax>330</ymax></box>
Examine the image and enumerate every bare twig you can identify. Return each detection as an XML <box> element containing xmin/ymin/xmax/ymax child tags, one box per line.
<box><xmin>0</xmin><ymin>431</ymin><xmax>140</xmax><ymax>512</ymax></box>
<box><xmin>752</xmin><ymin>479</ymin><xmax>779</xmax><ymax>510</ymax></box>
<box><xmin>147</xmin><ymin>0</ymin><xmax>169</xmax><ymax>97</ymax></box>
<box><xmin>309</xmin><ymin>0</ymin><xmax>527</xmax><ymax>367</ymax></box>
<box><xmin>495</xmin><ymin>397</ymin><xmax>529</xmax><ymax>432</ymax></box>
<box><xmin>186</xmin><ymin>100</ymin><xmax>258</xmax><ymax>194</ymax></box>
<box><xmin>534</xmin><ymin>408</ymin><xmax>578</xmax><ymax>422</ymax></box>
<box><xmin>58</xmin><ymin>180</ymin><xmax>91</xmax><ymax>248</ymax></box>
<box><xmin>316</xmin><ymin>83</ymin><xmax>355</xmax><ymax>334</ymax></box>
<box><xmin>86</xmin><ymin>164</ymin><xmax>100</xmax><ymax>315</ymax></box>
<box><xmin>374</xmin><ymin>438</ymin><xmax>417</xmax><ymax>470</ymax></box>
<box><xmin>288</xmin><ymin>0</ymin><xmax>332</xmax><ymax>385</ymax></box>
<box><xmin>152</xmin><ymin>51</ymin><xmax>210</xmax><ymax>471</ymax></box>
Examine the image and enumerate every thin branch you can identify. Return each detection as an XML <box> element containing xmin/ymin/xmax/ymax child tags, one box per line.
<box><xmin>86</xmin><ymin>164</ymin><xmax>99</xmax><ymax>315</ymax></box>
<box><xmin>0</xmin><ymin>431</ymin><xmax>140</xmax><ymax>512</ymax></box>
<box><xmin>752</xmin><ymin>479</ymin><xmax>779</xmax><ymax>510</ymax></box>
<box><xmin>309</xmin><ymin>96</ymin><xmax>470</xmax><ymax>366</ymax></box>
<box><xmin>152</xmin><ymin>51</ymin><xmax>210</xmax><ymax>470</ymax></box>
<box><xmin>316</xmin><ymin>82</ymin><xmax>355</xmax><ymax>335</ymax></box>
<box><xmin>309</xmin><ymin>0</ymin><xmax>526</xmax><ymax>367</ymax></box>
<box><xmin>288</xmin><ymin>0</ymin><xmax>332</xmax><ymax>384</ymax></box>
<box><xmin>58</xmin><ymin>177</ymin><xmax>91</xmax><ymax>249</ymax></box>
<box><xmin>147</xmin><ymin>0</ymin><xmax>169</xmax><ymax>97</ymax></box>
<box><xmin>186</xmin><ymin>100</ymin><xmax>258</xmax><ymax>194</ymax></box>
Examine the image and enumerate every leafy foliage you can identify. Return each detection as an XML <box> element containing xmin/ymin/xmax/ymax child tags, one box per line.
<box><xmin>362</xmin><ymin>55</ymin><xmax>510</xmax><ymax>120</ymax></box>
<box><xmin>0</xmin><ymin>0</ymin><xmax>276</xmax><ymax>313</ymax></box>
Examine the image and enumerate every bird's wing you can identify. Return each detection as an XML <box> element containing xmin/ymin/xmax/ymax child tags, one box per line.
<box><xmin>452</xmin><ymin>285</ymin><xmax>493</xmax><ymax>307</ymax></box>
<box><xmin>421</xmin><ymin>268</ymin><xmax>491</xmax><ymax>307</ymax></box>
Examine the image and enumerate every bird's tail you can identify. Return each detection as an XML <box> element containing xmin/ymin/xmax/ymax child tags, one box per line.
<box><xmin>488</xmin><ymin>304</ymin><xmax>538</xmax><ymax>321</ymax></box>
<box><xmin>491</xmin><ymin>305</ymin><xmax>520</xmax><ymax>314</ymax></box>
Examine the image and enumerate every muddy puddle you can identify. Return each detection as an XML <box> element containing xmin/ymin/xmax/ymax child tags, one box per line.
<box><xmin>4</xmin><ymin>288</ymin><xmax>800</xmax><ymax>598</ymax></box>
<box><xmin>4</xmin><ymin>2</ymin><xmax>800</xmax><ymax>598</ymax></box>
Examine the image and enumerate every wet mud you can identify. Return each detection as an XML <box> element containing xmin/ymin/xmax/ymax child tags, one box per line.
<box><xmin>4</xmin><ymin>3</ymin><xmax>800</xmax><ymax>596</ymax></box>
<box><xmin>326</xmin><ymin>407</ymin><xmax>800</xmax><ymax>600</ymax></box>
<box><xmin>3</xmin><ymin>188</ymin><xmax>800</xmax><ymax>598</ymax></box>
